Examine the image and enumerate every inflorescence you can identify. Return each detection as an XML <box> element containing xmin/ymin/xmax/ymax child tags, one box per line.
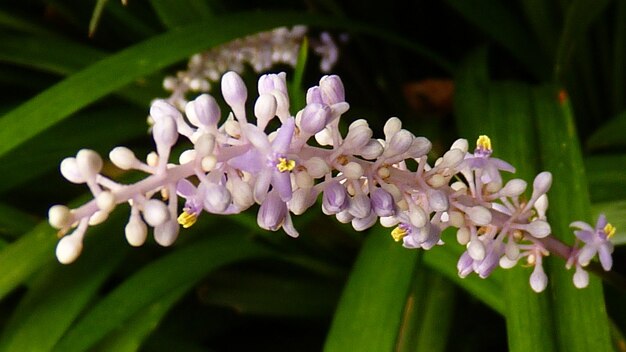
<box><xmin>162</xmin><ymin>26</ymin><xmax>338</xmax><ymax>110</ymax></box>
<box><xmin>49</xmin><ymin>71</ymin><xmax>615</xmax><ymax>293</ymax></box>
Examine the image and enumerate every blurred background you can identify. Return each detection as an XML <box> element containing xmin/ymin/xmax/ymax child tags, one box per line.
<box><xmin>0</xmin><ymin>0</ymin><xmax>624</xmax><ymax>351</ymax></box>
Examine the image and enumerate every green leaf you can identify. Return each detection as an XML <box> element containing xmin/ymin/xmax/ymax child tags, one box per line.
<box><xmin>453</xmin><ymin>49</ymin><xmax>556</xmax><ymax>351</ymax></box>
<box><xmin>0</xmin><ymin>11</ymin><xmax>453</xmax><ymax>159</ymax></box>
<box><xmin>52</xmin><ymin>232</ymin><xmax>269</xmax><ymax>352</ymax></box>
<box><xmin>586</xmin><ymin>110</ymin><xmax>626</xmax><ymax>150</ymax></box>
<box><xmin>533</xmin><ymin>84</ymin><xmax>613</xmax><ymax>352</ymax></box>
<box><xmin>0</xmin><ymin>203</ymin><xmax>38</xmax><ymax>239</ymax></box>
<box><xmin>0</xmin><ymin>216</ymin><xmax>128</xmax><ymax>352</ymax></box>
<box><xmin>443</xmin><ymin>0</ymin><xmax>548</xmax><ymax>79</ymax></box>
<box><xmin>323</xmin><ymin>227</ymin><xmax>420</xmax><ymax>351</ymax></box>
<box><xmin>585</xmin><ymin>153</ymin><xmax>626</xmax><ymax>202</ymax></box>
<box><xmin>0</xmin><ymin>223</ymin><xmax>57</xmax><ymax>300</ymax></box>
<box><xmin>395</xmin><ymin>270</ymin><xmax>455</xmax><ymax>352</ymax></box>
<box><xmin>612</xmin><ymin>1</ymin><xmax>626</xmax><ymax>113</ymax></box>
<box><xmin>88</xmin><ymin>0</ymin><xmax>110</xmax><ymax>38</ymax></box>
<box><xmin>554</xmin><ymin>0</ymin><xmax>611</xmax><ymax>79</ymax></box>
<box><xmin>149</xmin><ymin>0</ymin><xmax>214</xmax><ymax>28</ymax></box>
<box><xmin>289</xmin><ymin>36</ymin><xmax>308</xmax><ymax>110</ymax></box>
<box><xmin>93</xmin><ymin>287</ymin><xmax>188</xmax><ymax>352</ymax></box>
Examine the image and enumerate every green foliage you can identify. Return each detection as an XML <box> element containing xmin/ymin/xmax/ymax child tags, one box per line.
<box><xmin>0</xmin><ymin>0</ymin><xmax>623</xmax><ymax>351</ymax></box>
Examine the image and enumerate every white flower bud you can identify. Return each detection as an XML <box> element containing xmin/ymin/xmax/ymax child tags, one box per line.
<box><xmin>427</xmin><ymin>174</ymin><xmax>446</xmax><ymax>188</ymax></box>
<box><xmin>230</xmin><ymin>178</ymin><xmax>254</xmax><ymax>209</ymax></box>
<box><xmin>154</xmin><ymin>219</ymin><xmax>179</xmax><ymax>247</ymax></box>
<box><xmin>427</xmin><ymin>189</ymin><xmax>448</xmax><ymax>212</ymax></box>
<box><xmin>185</xmin><ymin>94</ymin><xmax>220</xmax><ymax>127</ymax></box>
<box><xmin>88</xmin><ymin>210</ymin><xmax>109</xmax><ymax>225</ymax></box>
<box><xmin>348</xmin><ymin>194</ymin><xmax>371</xmax><ymax>218</ymax></box>
<box><xmin>456</xmin><ymin>227</ymin><xmax>470</xmax><ymax>245</ymax></box>
<box><xmin>254</xmin><ymin>94</ymin><xmax>277</xmax><ymax>124</ymax></box>
<box><xmin>194</xmin><ymin>133</ymin><xmax>215</xmax><ymax>157</ymax></box>
<box><xmin>288</xmin><ymin>188</ymin><xmax>316</xmax><ymax>215</ymax></box>
<box><xmin>335</xmin><ymin>209</ymin><xmax>354</xmax><ymax>224</ymax></box>
<box><xmin>221</xmin><ymin>71</ymin><xmax>247</xmax><ymax>114</ymax></box>
<box><xmin>407</xmin><ymin>137</ymin><xmax>432</xmax><ymax>158</ymax></box>
<box><xmin>359</xmin><ymin>139</ymin><xmax>384</xmax><ymax>160</ymax></box>
<box><xmin>439</xmin><ymin>149</ymin><xmax>465</xmax><ymax>169</ymax></box>
<box><xmin>76</xmin><ymin>149</ymin><xmax>103</xmax><ymax>179</ymax></box>
<box><xmin>352</xmin><ymin>211</ymin><xmax>377</xmax><ymax>231</ymax></box>
<box><xmin>573</xmin><ymin>267</ymin><xmax>589</xmax><ymax>288</ymax></box>
<box><xmin>379</xmin><ymin>216</ymin><xmax>399</xmax><ymax>228</ymax></box>
<box><xmin>383</xmin><ymin>117</ymin><xmax>402</xmax><ymax>140</ymax></box>
<box><xmin>450</xmin><ymin>138</ymin><xmax>469</xmax><ymax>152</ymax></box>
<box><xmin>153</xmin><ymin>115</ymin><xmax>178</xmax><ymax>148</ymax></box>
<box><xmin>56</xmin><ymin>234</ymin><xmax>83</xmax><ymax>264</ymax></box>
<box><xmin>384</xmin><ymin>129</ymin><xmax>413</xmax><ymax>157</ymax></box>
<box><xmin>295</xmin><ymin>171</ymin><xmax>314</xmax><ymax>189</ymax></box>
<box><xmin>142</xmin><ymin>199</ymin><xmax>169</xmax><ymax>227</ymax></box>
<box><xmin>343</xmin><ymin>162</ymin><xmax>364</xmax><ymax>180</ymax></box>
<box><xmin>532</xmin><ymin>171</ymin><xmax>552</xmax><ymax>199</ymax></box>
<box><xmin>499</xmin><ymin>256</ymin><xmax>518</xmax><ymax>269</ymax></box>
<box><xmin>314</xmin><ymin>127</ymin><xmax>334</xmax><ymax>146</ymax></box>
<box><xmin>525</xmin><ymin>220</ymin><xmax>551</xmax><ymax>238</ymax></box>
<box><xmin>409</xmin><ymin>206</ymin><xmax>427</xmax><ymax>228</ymax></box>
<box><xmin>530</xmin><ymin>265</ymin><xmax>548</xmax><ymax>293</ymax></box>
<box><xmin>204</xmin><ymin>183</ymin><xmax>231</xmax><ymax>213</ymax></box>
<box><xmin>96</xmin><ymin>191</ymin><xmax>116</xmax><ymax>213</ymax></box>
<box><xmin>303</xmin><ymin>157</ymin><xmax>329</xmax><ymax>178</ymax></box>
<box><xmin>505</xmin><ymin>240</ymin><xmax>520</xmax><ymax>260</ymax></box>
<box><xmin>125</xmin><ymin>215</ymin><xmax>148</xmax><ymax>247</ymax></box>
<box><xmin>48</xmin><ymin>205</ymin><xmax>72</xmax><ymax>229</ymax></box>
<box><xmin>448</xmin><ymin>211</ymin><xmax>465</xmax><ymax>228</ymax></box>
<box><xmin>343</xmin><ymin>124</ymin><xmax>372</xmax><ymax>150</ymax></box>
<box><xmin>467</xmin><ymin>206</ymin><xmax>492</xmax><ymax>226</ymax></box>
<box><xmin>501</xmin><ymin>179</ymin><xmax>527</xmax><ymax>197</ymax></box>
<box><xmin>178</xmin><ymin>150</ymin><xmax>197</xmax><ymax>165</ymax></box>
<box><xmin>146</xmin><ymin>152</ymin><xmax>159</xmax><ymax>167</ymax></box>
<box><xmin>201</xmin><ymin>155</ymin><xmax>217</xmax><ymax>172</ymax></box>
<box><xmin>534</xmin><ymin>194</ymin><xmax>549</xmax><ymax>219</ymax></box>
<box><xmin>467</xmin><ymin>239</ymin><xmax>486</xmax><ymax>261</ymax></box>
<box><xmin>109</xmin><ymin>147</ymin><xmax>137</xmax><ymax>170</ymax></box>
<box><xmin>60</xmin><ymin>157</ymin><xmax>85</xmax><ymax>184</ymax></box>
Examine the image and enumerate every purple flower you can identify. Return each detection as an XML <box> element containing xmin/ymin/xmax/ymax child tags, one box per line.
<box><xmin>460</xmin><ymin>135</ymin><xmax>515</xmax><ymax>185</ymax></box>
<box><xmin>257</xmin><ymin>190</ymin><xmax>299</xmax><ymax>238</ymax></box>
<box><xmin>571</xmin><ymin>214</ymin><xmax>615</xmax><ymax>271</ymax></box>
<box><xmin>228</xmin><ymin>117</ymin><xmax>296</xmax><ymax>203</ymax></box>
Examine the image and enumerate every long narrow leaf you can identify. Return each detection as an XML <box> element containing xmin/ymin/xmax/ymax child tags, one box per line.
<box><xmin>533</xmin><ymin>85</ymin><xmax>613</xmax><ymax>352</ymax></box>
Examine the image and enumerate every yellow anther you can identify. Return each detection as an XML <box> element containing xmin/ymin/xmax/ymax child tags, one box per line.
<box><xmin>177</xmin><ymin>211</ymin><xmax>197</xmax><ymax>228</ymax></box>
<box><xmin>604</xmin><ymin>223</ymin><xmax>616</xmax><ymax>238</ymax></box>
<box><xmin>391</xmin><ymin>226</ymin><xmax>408</xmax><ymax>242</ymax></box>
<box><xmin>276</xmin><ymin>158</ymin><xmax>296</xmax><ymax>173</ymax></box>
<box><xmin>476</xmin><ymin>135</ymin><xmax>492</xmax><ymax>151</ymax></box>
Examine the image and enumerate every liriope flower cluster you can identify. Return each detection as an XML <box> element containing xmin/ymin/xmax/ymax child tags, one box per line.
<box><xmin>163</xmin><ymin>26</ymin><xmax>338</xmax><ymax>109</ymax></box>
<box><xmin>48</xmin><ymin>71</ymin><xmax>615</xmax><ymax>292</ymax></box>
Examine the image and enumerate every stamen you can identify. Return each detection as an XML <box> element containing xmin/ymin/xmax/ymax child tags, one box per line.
<box><xmin>604</xmin><ymin>223</ymin><xmax>616</xmax><ymax>238</ymax></box>
<box><xmin>391</xmin><ymin>226</ymin><xmax>408</xmax><ymax>242</ymax></box>
<box><xmin>276</xmin><ymin>157</ymin><xmax>296</xmax><ymax>172</ymax></box>
<box><xmin>476</xmin><ymin>135</ymin><xmax>492</xmax><ymax>151</ymax></box>
<box><xmin>177</xmin><ymin>210</ymin><xmax>198</xmax><ymax>228</ymax></box>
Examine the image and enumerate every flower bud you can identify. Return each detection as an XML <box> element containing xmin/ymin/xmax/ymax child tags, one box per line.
<box><xmin>221</xmin><ymin>71</ymin><xmax>247</xmax><ymax>116</ymax></box>
<box><xmin>154</xmin><ymin>219</ymin><xmax>179</xmax><ymax>247</ymax></box>
<box><xmin>185</xmin><ymin>94</ymin><xmax>220</xmax><ymax>127</ymax></box>
<box><xmin>467</xmin><ymin>206</ymin><xmax>492</xmax><ymax>226</ymax></box>
<box><xmin>56</xmin><ymin>233</ymin><xmax>83</xmax><ymax>264</ymax></box>
<box><xmin>152</xmin><ymin>115</ymin><xmax>178</xmax><ymax>148</ymax></box>
<box><xmin>352</xmin><ymin>211</ymin><xmax>377</xmax><ymax>231</ymax></box>
<box><xmin>573</xmin><ymin>266</ymin><xmax>589</xmax><ymax>288</ymax></box>
<box><xmin>306</xmin><ymin>86</ymin><xmax>323</xmax><ymax>104</ymax></box>
<box><xmin>467</xmin><ymin>239</ymin><xmax>486</xmax><ymax>261</ymax></box>
<box><xmin>531</xmin><ymin>171</ymin><xmax>552</xmax><ymax>199</ymax></box>
<box><xmin>348</xmin><ymin>194</ymin><xmax>371</xmax><ymax>218</ymax></box>
<box><xmin>49</xmin><ymin>205</ymin><xmax>71</xmax><ymax>229</ymax></box>
<box><xmin>254</xmin><ymin>94</ymin><xmax>277</xmax><ymax>125</ymax></box>
<box><xmin>125</xmin><ymin>214</ymin><xmax>148</xmax><ymax>247</ymax></box>
<box><xmin>322</xmin><ymin>182</ymin><xmax>349</xmax><ymax>214</ymax></box>
<box><xmin>257</xmin><ymin>191</ymin><xmax>287</xmax><ymax>231</ymax></box>
<box><xmin>150</xmin><ymin>99</ymin><xmax>182</xmax><ymax>124</ymax></box>
<box><xmin>76</xmin><ymin>149</ymin><xmax>103</xmax><ymax>179</ymax></box>
<box><xmin>450</xmin><ymin>138</ymin><xmax>469</xmax><ymax>152</ymax></box>
<box><xmin>383</xmin><ymin>117</ymin><xmax>402</xmax><ymax>141</ymax></box>
<box><xmin>60</xmin><ymin>157</ymin><xmax>85</xmax><ymax>184</ymax></box>
<box><xmin>204</xmin><ymin>183</ymin><xmax>232</xmax><ymax>213</ymax></box>
<box><xmin>178</xmin><ymin>150</ymin><xmax>197</xmax><ymax>165</ymax></box>
<box><xmin>109</xmin><ymin>147</ymin><xmax>137</xmax><ymax>170</ymax></box>
<box><xmin>96</xmin><ymin>191</ymin><xmax>116</xmax><ymax>213</ymax></box>
<box><xmin>143</xmin><ymin>199</ymin><xmax>169</xmax><ymax>227</ymax></box>
<box><xmin>371</xmin><ymin>188</ymin><xmax>395</xmax><ymax>217</ymax></box>
<box><xmin>335</xmin><ymin>209</ymin><xmax>354</xmax><ymax>224</ymax></box>
<box><xmin>303</xmin><ymin>157</ymin><xmax>330</xmax><ymax>178</ymax></box>
<box><xmin>300</xmin><ymin>103</ymin><xmax>329</xmax><ymax>135</ymax></box>
<box><xmin>530</xmin><ymin>265</ymin><xmax>548</xmax><ymax>292</ymax></box>
<box><xmin>427</xmin><ymin>189</ymin><xmax>448</xmax><ymax>212</ymax></box>
<box><xmin>384</xmin><ymin>129</ymin><xmax>413</xmax><ymax>157</ymax></box>
<box><xmin>319</xmin><ymin>75</ymin><xmax>345</xmax><ymax>104</ymax></box>
<box><xmin>194</xmin><ymin>133</ymin><xmax>215</xmax><ymax>157</ymax></box>
<box><xmin>525</xmin><ymin>220</ymin><xmax>551</xmax><ymax>238</ymax></box>
<box><xmin>343</xmin><ymin>162</ymin><xmax>364</xmax><ymax>180</ymax></box>
<box><xmin>500</xmin><ymin>179</ymin><xmax>527</xmax><ymax>197</ymax></box>
<box><xmin>456</xmin><ymin>227</ymin><xmax>470</xmax><ymax>245</ymax></box>
<box><xmin>359</xmin><ymin>139</ymin><xmax>384</xmax><ymax>160</ymax></box>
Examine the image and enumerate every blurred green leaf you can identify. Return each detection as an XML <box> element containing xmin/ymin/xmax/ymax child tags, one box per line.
<box><xmin>554</xmin><ymin>0</ymin><xmax>611</xmax><ymax>79</ymax></box>
<box><xmin>454</xmin><ymin>49</ymin><xmax>556</xmax><ymax>351</ymax></box>
<box><xmin>443</xmin><ymin>0</ymin><xmax>548</xmax><ymax>79</ymax></box>
<box><xmin>88</xmin><ymin>0</ymin><xmax>109</xmax><ymax>37</ymax></box>
<box><xmin>0</xmin><ymin>11</ymin><xmax>453</xmax><ymax>160</ymax></box>
<box><xmin>533</xmin><ymin>85</ymin><xmax>613</xmax><ymax>352</ymax></box>
<box><xmin>0</xmin><ymin>215</ymin><xmax>128</xmax><ymax>352</ymax></box>
<box><xmin>0</xmin><ymin>203</ymin><xmax>38</xmax><ymax>239</ymax></box>
<box><xmin>323</xmin><ymin>227</ymin><xmax>420</xmax><ymax>351</ymax></box>
<box><xmin>149</xmin><ymin>0</ymin><xmax>214</xmax><ymax>28</ymax></box>
<box><xmin>0</xmin><ymin>223</ymin><xmax>57</xmax><ymax>300</ymax></box>
<box><xmin>52</xmin><ymin>232</ymin><xmax>269</xmax><ymax>352</ymax></box>
<box><xmin>395</xmin><ymin>270</ymin><xmax>455</xmax><ymax>352</ymax></box>
<box><xmin>93</xmin><ymin>287</ymin><xmax>188</xmax><ymax>352</ymax></box>
<box><xmin>520</xmin><ymin>0</ymin><xmax>560</xmax><ymax>60</ymax></box>
<box><xmin>289</xmin><ymin>36</ymin><xmax>308</xmax><ymax>110</ymax></box>
<box><xmin>585</xmin><ymin>153</ymin><xmax>626</xmax><ymax>202</ymax></box>
<box><xmin>612</xmin><ymin>1</ymin><xmax>626</xmax><ymax>113</ymax></box>
<box><xmin>586</xmin><ymin>110</ymin><xmax>626</xmax><ymax>150</ymax></box>
<box><xmin>422</xmin><ymin>239</ymin><xmax>504</xmax><ymax>314</ymax></box>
